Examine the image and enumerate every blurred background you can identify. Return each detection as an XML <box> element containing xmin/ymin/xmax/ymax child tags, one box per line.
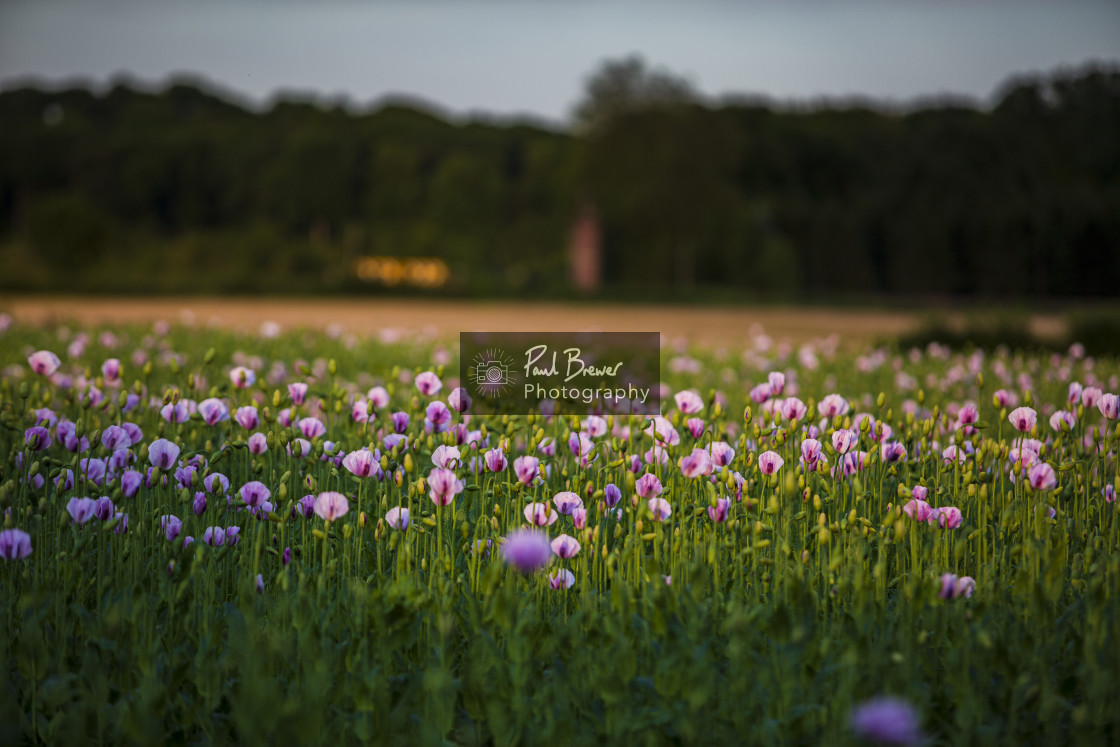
<box><xmin>0</xmin><ymin>0</ymin><xmax>1118</xmax><ymax>342</ymax></box>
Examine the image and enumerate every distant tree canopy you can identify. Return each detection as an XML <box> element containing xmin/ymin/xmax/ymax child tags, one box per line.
<box><xmin>0</xmin><ymin>61</ymin><xmax>1117</xmax><ymax>298</ymax></box>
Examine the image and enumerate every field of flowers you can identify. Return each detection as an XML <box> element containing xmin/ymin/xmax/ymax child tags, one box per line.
<box><xmin>1</xmin><ymin>316</ymin><xmax>1118</xmax><ymax>745</ymax></box>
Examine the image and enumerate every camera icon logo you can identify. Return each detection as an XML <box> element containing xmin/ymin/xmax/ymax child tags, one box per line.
<box><xmin>476</xmin><ymin>360</ymin><xmax>509</xmax><ymax>386</ymax></box>
<box><xmin>471</xmin><ymin>349</ymin><xmax>517</xmax><ymax>398</ymax></box>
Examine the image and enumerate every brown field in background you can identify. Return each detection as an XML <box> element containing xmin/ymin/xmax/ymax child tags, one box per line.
<box><xmin>2</xmin><ymin>296</ymin><xmax>1066</xmax><ymax>350</ymax></box>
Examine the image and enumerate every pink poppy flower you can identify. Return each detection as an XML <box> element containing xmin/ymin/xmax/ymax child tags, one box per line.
<box><xmin>1099</xmin><ymin>394</ymin><xmax>1119</xmax><ymax>420</ymax></box>
<box><xmin>313</xmin><ymin>491</ymin><xmax>350</xmax><ymax>521</ymax></box>
<box><xmin>636</xmin><ymin>473</ymin><xmax>663</xmax><ymax>498</ymax></box>
<box><xmin>927</xmin><ymin>506</ymin><xmax>963</xmax><ymax>529</ymax></box>
<box><xmin>415</xmin><ymin>371</ymin><xmax>442</xmax><ymax>396</ymax></box>
<box><xmin>758</xmin><ymin>450</ymin><xmax>784</xmax><ymax>476</ymax></box>
<box><xmin>549</xmin><ymin>568</ymin><xmax>576</xmax><ymax>590</ymax></box>
<box><xmin>28</xmin><ymin>350</ymin><xmax>61</xmax><ymax>376</ymax></box>
<box><xmin>674</xmin><ymin>390</ymin><xmax>704</xmax><ymax>414</ymax></box>
<box><xmin>903</xmin><ymin>498</ymin><xmax>932</xmax><ymax>522</ymax></box>
<box><xmin>708</xmin><ymin>497</ymin><xmax>730</xmax><ymax>523</ymax></box>
<box><xmin>679</xmin><ymin>448</ymin><xmax>713</xmax><ymax>478</ymax></box>
<box><xmin>431</xmin><ymin>445</ymin><xmax>461</xmax><ymax>469</ymax></box>
<box><xmin>1027</xmin><ymin>463</ymin><xmax>1057</xmax><ymax>491</ymax></box>
<box><xmin>831</xmin><ymin>429</ymin><xmax>857</xmax><ymax>455</ymax></box>
<box><xmin>550</xmin><ymin>534</ymin><xmax>581</xmax><ymax>559</ymax></box>
<box><xmin>553</xmin><ymin>492</ymin><xmax>584</xmax><ymax>515</ymax></box>
<box><xmin>1008</xmin><ymin>407</ymin><xmax>1037</xmax><ymax>433</ymax></box>
<box><xmin>514</xmin><ymin>456</ymin><xmax>540</xmax><ymax>486</ymax></box>
<box><xmin>229</xmin><ymin>366</ymin><xmax>256</xmax><ymax>389</ymax></box>
<box><xmin>523</xmin><ymin>502</ymin><xmax>558</xmax><ymax>526</ymax></box>
<box><xmin>447</xmin><ymin>387</ymin><xmax>471</xmax><ymax>413</ymax></box>
<box><xmin>768</xmin><ymin>371</ymin><xmax>786</xmax><ymax>397</ymax></box>
<box><xmin>647</xmin><ymin>498</ymin><xmax>672</xmax><ymax>521</ymax></box>
<box><xmin>484</xmin><ymin>448</ymin><xmax>507</xmax><ymax>473</ymax></box>
<box><xmin>819</xmin><ymin>394</ymin><xmax>849</xmax><ymax>418</ymax></box>
<box><xmin>427</xmin><ymin>468</ymin><xmax>463</xmax><ymax>506</ymax></box>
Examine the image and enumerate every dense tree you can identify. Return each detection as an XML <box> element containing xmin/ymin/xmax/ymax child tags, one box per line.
<box><xmin>0</xmin><ymin>62</ymin><xmax>1116</xmax><ymax>297</ymax></box>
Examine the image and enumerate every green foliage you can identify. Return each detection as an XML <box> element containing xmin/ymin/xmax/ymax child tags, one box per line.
<box><xmin>0</xmin><ymin>320</ymin><xmax>1119</xmax><ymax>744</ymax></box>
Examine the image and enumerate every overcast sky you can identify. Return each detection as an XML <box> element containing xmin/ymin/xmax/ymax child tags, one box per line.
<box><xmin>1</xmin><ymin>0</ymin><xmax>1117</xmax><ymax>124</ymax></box>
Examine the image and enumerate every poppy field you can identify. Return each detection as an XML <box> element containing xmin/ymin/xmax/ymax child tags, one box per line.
<box><xmin>1</xmin><ymin>316</ymin><xmax>1118</xmax><ymax>745</ymax></box>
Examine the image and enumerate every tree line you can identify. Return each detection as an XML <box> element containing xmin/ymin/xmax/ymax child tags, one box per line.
<box><xmin>0</xmin><ymin>60</ymin><xmax>1117</xmax><ymax>298</ymax></box>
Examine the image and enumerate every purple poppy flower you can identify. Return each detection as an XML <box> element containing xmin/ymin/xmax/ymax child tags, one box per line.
<box><xmin>192</xmin><ymin>491</ymin><xmax>208</xmax><ymax>516</ymax></box>
<box><xmin>282</xmin><ymin>547</ymin><xmax>292</xmax><ymax>566</ymax></box>
<box><xmin>0</xmin><ymin>529</ymin><xmax>33</xmax><ymax>560</ymax></box>
<box><xmin>448</xmin><ymin>387</ymin><xmax>471</xmax><ymax>413</ymax></box>
<box><xmin>120</xmin><ymin>469</ymin><xmax>142</xmax><ymax>497</ymax></box>
<box><xmin>708</xmin><ymin>497</ymin><xmax>731</xmax><ymax>523</ymax></box>
<box><xmin>849</xmin><ymin>697</ymin><xmax>922</xmax><ymax>746</ymax></box>
<box><xmin>425</xmin><ymin>401</ymin><xmax>452</xmax><ymax>433</ymax></box>
<box><xmin>513</xmin><ymin>456</ymin><xmax>540</xmax><ymax>486</ymax></box>
<box><xmin>80</xmin><ymin>458</ymin><xmax>107</xmax><ymax>487</ymax></box>
<box><xmin>101</xmin><ymin>427</ymin><xmax>132</xmax><ymax>455</ymax></box>
<box><xmin>197</xmin><ymin>398</ymin><xmax>229</xmax><ymax>426</ymax></box>
<box><xmin>229</xmin><ymin>366</ymin><xmax>256</xmax><ymax>389</ymax></box>
<box><xmin>298</xmin><ymin>417</ymin><xmax>326</xmax><ymax>440</ymax></box>
<box><xmin>500</xmin><ymin>529</ymin><xmax>552</xmax><ymax>573</ymax></box>
<box><xmin>161</xmin><ymin>515</ymin><xmax>182</xmax><ymax>542</ymax></box>
<box><xmin>248</xmin><ymin>432</ymin><xmax>268</xmax><ymax>454</ymax></box>
<box><xmin>148</xmin><ymin>438</ymin><xmax>181</xmax><ymax>469</ymax></box>
<box><xmin>572</xmin><ymin>507</ymin><xmax>588</xmax><ymax>529</ymax></box>
<box><xmin>385</xmin><ymin>506</ymin><xmax>410</xmax><ymax>530</ymax></box>
<box><xmin>1028</xmin><ymin>463</ymin><xmax>1057</xmax><ymax>491</ymax></box>
<box><xmin>101</xmin><ymin>358</ymin><xmax>122</xmax><ymax>382</ymax></box>
<box><xmin>204</xmin><ymin>472</ymin><xmax>229</xmax><ymax>495</ymax></box>
<box><xmin>284</xmin><ymin>495</ymin><xmax>310</xmax><ymax>519</ymax></box>
<box><xmin>67</xmin><ymin>497</ymin><xmax>97</xmax><ymax>524</ymax></box>
<box><xmin>234</xmin><ymin>406</ymin><xmax>259</xmax><ymax>430</ymax></box>
<box><xmin>93</xmin><ymin>497</ymin><xmax>115</xmax><ymax>521</ymax></box>
<box><xmin>225</xmin><ymin>526</ymin><xmax>241</xmax><ymax>546</ymax></box>
<box><xmin>484</xmin><ymin>448</ymin><xmax>508</xmax><ymax>473</ymax></box>
<box><xmin>25</xmin><ymin>426</ymin><xmax>51</xmax><ymax>451</ymax></box>
<box><xmin>288</xmin><ymin>382</ymin><xmax>308</xmax><ymax>406</ymax></box>
<box><xmin>55</xmin><ymin>468</ymin><xmax>75</xmax><ymax>491</ymax></box>
<box><xmin>240</xmin><ymin>481</ymin><xmax>271</xmax><ymax>509</ymax></box>
<box><xmin>202</xmin><ymin>527</ymin><xmax>226</xmax><ymax>546</ymax></box>
<box><xmin>604</xmin><ymin>483</ymin><xmax>622</xmax><ymax>508</ymax></box>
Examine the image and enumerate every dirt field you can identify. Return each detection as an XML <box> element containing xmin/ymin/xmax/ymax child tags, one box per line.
<box><xmin>1</xmin><ymin>296</ymin><xmax>1065</xmax><ymax>350</ymax></box>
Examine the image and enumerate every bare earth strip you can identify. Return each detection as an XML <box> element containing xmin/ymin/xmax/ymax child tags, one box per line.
<box><xmin>2</xmin><ymin>296</ymin><xmax>1065</xmax><ymax>349</ymax></box>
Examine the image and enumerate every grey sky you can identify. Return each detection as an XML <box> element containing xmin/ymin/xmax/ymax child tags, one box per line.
<box><xmin>1</xmin><ymin>0</ymin><xmax>1117</xmax><ymax>124</ymax></box>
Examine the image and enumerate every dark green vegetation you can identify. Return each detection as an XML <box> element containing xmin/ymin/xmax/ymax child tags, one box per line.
<box><xmin>0</xmin><ymin>321</ymin><xmax>1119</xmax><ymax>744</ymax></box>
<box><xmin>0</xmin><ymin>61</ymin><xmax>1117</xmax><ymax>298</ymax></box>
